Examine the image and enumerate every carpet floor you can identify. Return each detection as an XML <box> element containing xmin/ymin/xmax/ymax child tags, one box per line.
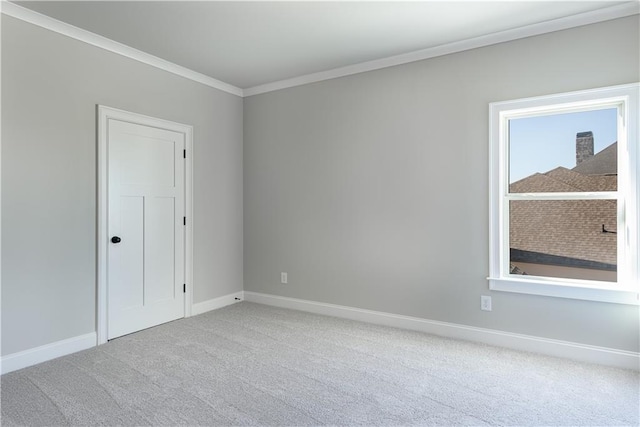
<box><xmin>1</xmin><ymin>301</ymin><xmax>638</xmax><ymax>426</ymax></box>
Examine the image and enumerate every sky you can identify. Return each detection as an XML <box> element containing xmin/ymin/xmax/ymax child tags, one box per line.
<box><xmin>509</xmin><ymin>108</ymin><xmax>618</xmax><ymax>183</ymax></box>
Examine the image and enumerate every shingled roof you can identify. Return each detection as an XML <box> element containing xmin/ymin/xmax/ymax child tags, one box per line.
<box><xmin>573</xmin><ymin>142</ymin><xmax>617</xmax><ymax>175</ymax></box>
<box><xmin>510</xmin><ymin>167</ymin><xmax>616</xmax><ymax>193</ymax></box>
<box><xmin>509</xmin><ymin>142</ymin><xmax>617</xmax><ymax>271</ymax></box>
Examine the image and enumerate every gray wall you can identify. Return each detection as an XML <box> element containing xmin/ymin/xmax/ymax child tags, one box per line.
<box><xmin>1</xmin><ymin>16</ymin><xmax>243</xmax><ymax>356</ymax></box>
<box><xmin>244</xmin><ymin>16</ymin><xmax>640</xmax><ymax>352</ymax></box>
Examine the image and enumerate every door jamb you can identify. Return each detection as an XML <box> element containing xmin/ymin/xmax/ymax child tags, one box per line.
<box><xmin>97</xmin><ymin>105</ymin><xmax>194</xmax><ymax>345</ymax></box>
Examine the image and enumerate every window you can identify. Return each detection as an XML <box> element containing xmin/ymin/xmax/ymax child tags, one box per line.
<box><xmin>489</xmin><ymin>84</ymin><xmax>639</xmax><ymax>304</ymax></box>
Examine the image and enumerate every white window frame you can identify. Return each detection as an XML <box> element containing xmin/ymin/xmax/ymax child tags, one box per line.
<box><xmin>489</xmin><ymin>83</ymin><xmax>639</xmax><ymax>305</ymax></box>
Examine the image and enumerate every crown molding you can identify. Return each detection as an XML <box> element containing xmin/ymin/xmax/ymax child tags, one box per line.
<box><xmin>2</xmin><ymin>1</ymin><xmax>638</xmax><ymax>99</ymax></box>
<box><xmin>0</xmin><ymin>1</ymin><xmax>243</xmax><ymax>97</ymax></box>
<box><xmin>243</xmin><ymin>2</ymin><xmax>640</xmax><ymax>97</ymax></box>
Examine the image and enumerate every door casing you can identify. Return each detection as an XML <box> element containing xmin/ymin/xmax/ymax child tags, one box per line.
<box><xmin>97</xmin><ymin>105</ymin><xmax>193</xmax><ymax>345</ymax></box>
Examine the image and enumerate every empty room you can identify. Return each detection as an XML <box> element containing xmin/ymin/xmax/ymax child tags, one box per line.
<box><xmin>1</xmin><ymin>1</ymin><xmax>639</xmax><ymax>426</ymax></box>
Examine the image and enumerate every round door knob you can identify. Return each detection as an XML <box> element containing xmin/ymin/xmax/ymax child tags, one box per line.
<box><xmin>111</xmin><ymin>236</ymin><xmax>122</xmax><ymax>244</ymax></box>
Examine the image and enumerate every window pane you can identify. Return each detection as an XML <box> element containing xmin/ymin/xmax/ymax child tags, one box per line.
<box><xmin>509</xmin><ymin>109</ymin><xmax>617</xmax><ymax>193</ymax></box>
<box><xmin>509</xmin><ymin>200</ymin><xmax>616</xmax><ymax>282</ymax></box>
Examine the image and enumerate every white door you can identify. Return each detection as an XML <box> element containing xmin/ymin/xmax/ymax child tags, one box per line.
<box><xmin>107</xmin><ymin>119</ymin><xmax>185</xmax><ymax>339</ymax></box>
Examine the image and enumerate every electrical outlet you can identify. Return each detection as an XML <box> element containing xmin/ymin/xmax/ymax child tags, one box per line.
<box><xmin>281</xmin><ymin>272</ymin><xmax>288</xmax><ymax>284</ymax></box>
<box><xmin>481</xmin><ymin>295</ymin><xmax>492</xmax><ymax>311</ymax></box>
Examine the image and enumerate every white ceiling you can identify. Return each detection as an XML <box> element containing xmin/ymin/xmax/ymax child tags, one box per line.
<box><xmin>13</xmin><ymin>1</ymin><xmax>633</xmax><ymax>90</ymax></box>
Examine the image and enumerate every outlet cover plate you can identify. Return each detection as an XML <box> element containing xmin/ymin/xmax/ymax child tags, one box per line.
<box><xmin>481</xmin><ymin>295</ymin><xmax>492</xmax><ymax>311</ymax></box>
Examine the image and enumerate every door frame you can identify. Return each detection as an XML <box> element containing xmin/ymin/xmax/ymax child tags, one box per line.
<box><xmin>97</xmin><ymin>105</ymin><xmax>193</xmax><ymax>345</ymax></box>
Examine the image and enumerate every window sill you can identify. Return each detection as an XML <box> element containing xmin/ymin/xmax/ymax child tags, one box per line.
<box><xmin>488</xmin><ymin>276</ymin><xmax>639</xmax><ymax>305</ymax></box>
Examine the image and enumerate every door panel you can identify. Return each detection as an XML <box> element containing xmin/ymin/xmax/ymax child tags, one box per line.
<box><xmin>116</xmin><ymin>196</ymin><xmax>144</xmax><ymax>309</ymax></box>
<box><xmin>119</xmin><ymin>136</ymin><xmax>177</xmax><ymax>187</ymax></box>
<box><xmin>107</xmin><ymin>119</ymin><xmax>185</xmax><ymax>339</ymax></box>
<box><xmin>144</xmin><ymin>196</ymin><xmax>176</xmax><ymax>304</ymax></box>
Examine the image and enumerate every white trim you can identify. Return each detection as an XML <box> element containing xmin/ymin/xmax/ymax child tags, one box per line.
<box><xmin>488</xmin><ymin>83</ymin><xmax>640</xmax><ymax>304</ymax></box>
<box><xmin>0</xmin><ymin>0</ymin><xmax>4</xmax><ymax>362</ymax></box>
<box><xmin>244</xmin><ymin>292</ymin><xmax>639</xmax><ymax>371</ymax></box>
<box><xmin>184</xmin><ymin>127</ymin><xmax>194</xmax><ymax>318</ymax></box>
<box><xmin>243</xmin><ymin>3</ymin><xmax>640</xmax><ymax>97</ymax></box>
<box><xmin>2</xmin><ymin>2</ymin><xmax>637</xmax><ymax>99</ymax></box>
<box><xmin>1</xmin><ymin>333</ymin><xmax>96</xmax><ymax>375</ymax></box>
<box><xmin>489</xmin><ymin>277</ymin><xmax>639</xmax><ymax>305</ymax></box>
<box><xmin>97</xmin><ymin>106</ymin><xmax>194</xmax><ymax>345</ymax></box>
<box><xmin>0</xmin><ymin>2</ymin><xmax>243</xmax><ymax>97</ymax></box>
<box><xmin>192</xmin><ymin>291</ymin><xmax>244</xmax><ymax>316</ymax></box>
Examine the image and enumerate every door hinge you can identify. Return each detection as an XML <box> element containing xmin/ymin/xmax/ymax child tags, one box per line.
<box><xmin>183</xmin><ymin>216</ymin><xmax>186</xmax><ymax>226</ymax></box>
<box><xmin>183</xmin><ymin>284</ymin><xmax>186</xmax><ymax>293</ymax></box>
<box><xmin>183</xmin><ymin>149</ymin><xmax>186</xmax><ymax>159</ymax></box>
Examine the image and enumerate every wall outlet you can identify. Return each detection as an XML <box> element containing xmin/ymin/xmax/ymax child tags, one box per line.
<box><xmin>481</xmin><ymin>295</ymin><xmax>492</xmax><ymax>311</ymax></box>
<box><xmin>280</xmin><ymin>272</ymin><xmax>288</xmax><ymax>284</ymax></box>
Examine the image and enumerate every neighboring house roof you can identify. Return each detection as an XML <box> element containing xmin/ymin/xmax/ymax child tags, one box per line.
<box><xmin>509</xmin><ymin>142</ymin><xmax>617</xmax><ymax>270</ymax></box>
<box><xmin>572</xmin><ymin>142</ymin><xmax>617</xmax><ymax>175</ymax></box>
<box><xmin>510</xmin><ymin>167</ymin><xmax>617</xmax><ymax>193</ymax></box>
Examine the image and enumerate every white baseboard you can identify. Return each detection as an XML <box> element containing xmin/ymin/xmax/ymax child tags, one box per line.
<box><xmin>1</xmin><ymin>332</ymin><xmax>97</xmax><ymax>375</ymax></box>
<box><xmin>244</xmin><ymin>291</ymin><xmax>640</xmax><ymax>371</ymax></box>
<box><xmin>191</xmin><ymin>291</ymin><xmax>244</xmax><ymax>316</ymax></box>
<box><xmin>1</xmin><ymin>293</ymin><xmax>243</xmax><ymax>375</ymax></box>
<box><xmin>3</xmin><ymin>294</ymin><xmax>635</xmax><ymax>374</ymax></box>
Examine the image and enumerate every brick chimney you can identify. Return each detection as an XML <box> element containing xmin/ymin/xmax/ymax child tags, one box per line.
<box><xmin>576</xmin><ymin>131</ymin><xmax>594</xmax><ymax>165</ymax></box>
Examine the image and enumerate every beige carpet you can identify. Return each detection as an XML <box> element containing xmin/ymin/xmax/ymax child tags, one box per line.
<box><xmin>1</xmin><ymin>301</ymin><xmax>638</xmax><ymax>426</ymax></box>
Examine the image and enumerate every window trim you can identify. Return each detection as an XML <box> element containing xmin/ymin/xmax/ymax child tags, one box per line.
<box><xmin>488</xmin><ymin>83</ymin><xmax>639</xmax><ymax>305</ymax></box>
